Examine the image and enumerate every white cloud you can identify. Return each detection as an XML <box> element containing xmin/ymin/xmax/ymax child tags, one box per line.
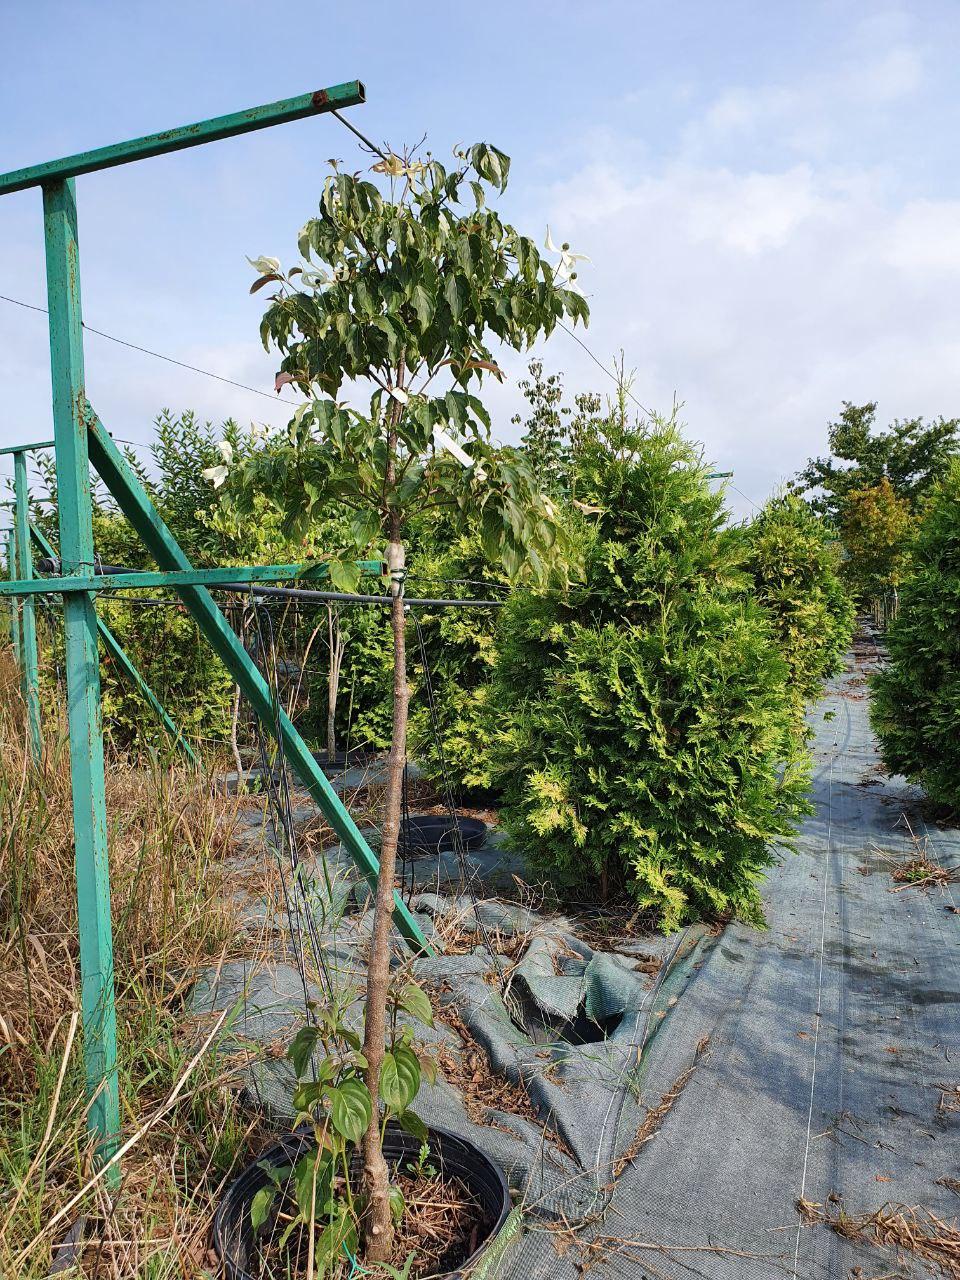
<box><xmin>517</xmin><ymin>139</ymin><xmax>960</xmax><ymax>515</ymax></box>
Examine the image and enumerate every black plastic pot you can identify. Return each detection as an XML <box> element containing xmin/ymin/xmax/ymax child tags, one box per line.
<box><xmin>399</xmin><ymin>815</ymin><xmax>487</xmax><ymax>857</ymax></box>
<box><xmin>213</xmin><ymin>1122</ymin><xmax>511</xmax><ymax>1280</ymax></box>
<box><xmin>311</xmin><ymin>748</ymin><xmax>372</xmax><ymax>776</ymax></box>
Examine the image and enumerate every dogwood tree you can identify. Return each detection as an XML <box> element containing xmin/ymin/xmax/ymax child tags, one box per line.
<box><xmin>230</xmin><ymin>141</ymin><xmax>587</xmax><ymax>1260</ymax></box>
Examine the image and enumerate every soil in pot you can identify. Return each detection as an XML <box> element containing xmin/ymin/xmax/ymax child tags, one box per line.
<box><xmin>214</xmin><ymin>1124</ymin><xmax>510</xmax><ymax>1280</ymax></box>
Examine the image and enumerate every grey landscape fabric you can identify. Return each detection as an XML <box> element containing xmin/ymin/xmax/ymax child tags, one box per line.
<box><xmin>194</xmin><ymin>633</ymin><xmax>960</xmax><ymax>1279</ymax></box>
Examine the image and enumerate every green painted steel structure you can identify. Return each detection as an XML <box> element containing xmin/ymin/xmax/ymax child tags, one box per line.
<box><xmin>13</xmin><ymin>452</ymin><xmax>43</xmax><ymax>761</ymax></box>
<box><xmin>0</xmin><ymin>83</ymin><xmax>364</xmax><ymax>194</ymax></box>
<box><xmin>0</xmin><ymin>439</ymin><xmax>55</xmax><ymax>455</ymax></box>
<box><xmin>0</xmin><ymin>81</ymin><xmax>430</xmax><ymax>1171</ymax></box>
<box><xmin>29</xmin><ymin>522</ymin><xmax>199</xmax><ymax>767</ymax></box>
<box><xmin>7</xmin><ymin>530</ymin><xmax>20</xmax><ymax>658</ymax></box>
<box><xmin>41</xmin><ymin>174</ymin><xmax>122</xmax><ymax>1166</ymax></box>
<box><xmin>0</xmin><ymin>559</ymin><xmax>386</xmax><ymax>597</ymax></box>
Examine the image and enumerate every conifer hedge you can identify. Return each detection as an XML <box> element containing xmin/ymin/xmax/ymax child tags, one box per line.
<box><xmin>742</xmin><ymin>494</ymin><xmax>854</xmax><ymax>719</ymax></box>
<box><xmin>871</xmin><ymin>460</ymin><xmax>960</xmax><ymax>809</ymax></box>
<box><xmin>491</xmin><ymin>417</ymin><xmax>811</xmax><ymax>929</ymax></box>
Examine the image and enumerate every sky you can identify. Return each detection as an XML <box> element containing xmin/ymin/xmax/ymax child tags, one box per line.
<box><xmin>2</xmin><ymin>0</ymin><xmax>960</xmax><ymax>516</ymax></box>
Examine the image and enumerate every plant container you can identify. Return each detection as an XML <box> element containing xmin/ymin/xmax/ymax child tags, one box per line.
<box><xmin>399</xmin><ymin>815</ymin><xmax>487</xmax><ymax>857</ymax></box>
<box><xmin>213</xmin><ymin>1122</ymin><xmax>514</xmax><ymax>1280</ymax></box>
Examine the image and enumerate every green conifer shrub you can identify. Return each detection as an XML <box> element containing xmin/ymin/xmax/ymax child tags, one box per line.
<box><xmin>407</xmin><ymin>529</ymin><xmax>506</xmax><ymax>793</ymax></box>
<box><xmin>492</xmin><ymin>415</ymin><xmax>810</xmax><ymax>929</ymax></box>
<box><xmin>742</xmin><ymin>493</ymin><xmax>854</xmax><ymax>719</ymax></box>
<box><xmin>871</xmin><ymin>460</ymin><xmax>960</xmax><ymax>809</ymax></box>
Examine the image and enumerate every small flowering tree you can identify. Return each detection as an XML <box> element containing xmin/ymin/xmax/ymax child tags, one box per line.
<box><xmin>230</xmin><ymin>142</ymin><xmax>587</xmax><ymax>1261</ymax></box>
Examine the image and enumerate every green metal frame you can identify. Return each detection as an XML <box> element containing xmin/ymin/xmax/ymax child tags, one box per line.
<box><xmin>0</xmin><ymin>559</ymin><xmax>385</xmax><ymax>597</ymax></box>
<box><xmin>13</xmin><ymin>452</ymin><xmax>44</xmax><ymax>761</ymax></box>
<box><xmin>6</xmin><ymin>530</ymin><xmax>20</xmax><ymax>657</ymax></box>
<box><xmin>29</xmin><ymin>522</ymin><xmax>198</xmax><ymax>767</ymax></box>
<box><xmin>0</xmin><ymin>81</ymin><xmax>431</xmax><ymax>1174</ymax></box>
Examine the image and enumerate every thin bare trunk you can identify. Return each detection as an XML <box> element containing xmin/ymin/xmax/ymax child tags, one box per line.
<box><xmin>361</xmin><ymin>530</ymin><xmax>406</xmax><ymax>1261</ymax></box>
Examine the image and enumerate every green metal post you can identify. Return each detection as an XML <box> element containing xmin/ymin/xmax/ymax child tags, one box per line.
<box><xmin>6</xmin><ymin>530</ymin><xmax>21</xmax><ymax>661</ymax></box>
<box><xmin>13</xmin><ymin>452</ymin><xmax>42</xmax><ymax>761</ymax></box>
<box><xmin>30</xmin><ymin>523</ymin><xmax>198</xmax><ymax>767</ymax></box>
<box><xmin>85</xmin><ymin>406</ymin><xmax>431</xmax><ymax>955</ymax></box>
<box><xmin>42</xmin><ymin>178</ymin><xmax>120</xmax><ymax>1166</ymax></box>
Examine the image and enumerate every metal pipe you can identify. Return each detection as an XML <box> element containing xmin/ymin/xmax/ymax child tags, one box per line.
<box><xmin>34</xmin><ymin>557</ymin><xmax>506</xmax><ymax>608</ymax></box>
<box><xmin>0</xmin><ymin>83</ymin><xmax>365</xmax><ymax>195</ymax></box>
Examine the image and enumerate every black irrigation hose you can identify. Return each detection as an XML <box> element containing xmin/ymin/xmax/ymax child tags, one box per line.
<box><xmin>35</xmin><ymin>557</ymin><xmax>505</xmax><ymax>609</ymax></box>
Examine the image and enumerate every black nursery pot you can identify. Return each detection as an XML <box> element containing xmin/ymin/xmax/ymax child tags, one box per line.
<box><xmin>213</xmin><ymin>1122</ymin><xmax>512</xmax><ymax>1280</ymax></box>
<box><xmin>399</xmin><ymin>815</ymin><xmax>487</xmax><ymax>857</ymax></box>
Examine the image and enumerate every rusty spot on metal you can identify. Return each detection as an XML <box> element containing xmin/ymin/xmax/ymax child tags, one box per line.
<box><xmin>311</xmin><ymin>90</ymin><xmax>329</xmax><ymax>108</ymax></box>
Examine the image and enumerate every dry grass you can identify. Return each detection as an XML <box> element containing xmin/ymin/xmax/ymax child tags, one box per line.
<box><xmin>797</xmin><ymin>1195</ymin><xmax>960</xmax><ymax>1277</ymax></box>
<box><xmin>610</xmin><ymin>1037</ymin><xmax>709</xmax><ymax>1181</ymax></box>
<box><xmin>0</xmin><ymin>647</ymin><xmax>276</xmax><ymax>1278</ymax></box>
<box><xmin>870</xmin><ymin>818</ymin><xmax>960</xmax><ymax>894</ymax></box>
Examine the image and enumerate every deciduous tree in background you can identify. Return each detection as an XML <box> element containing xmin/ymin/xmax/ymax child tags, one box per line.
<box><xmin>794</xmin><ymin>400</ymin><xmax>958</xmax><ymax>520</ymax></box>
<box><xmin>839</xmin><ymin>478</ymin><xmax>916</xmax><ymax>608</ymax></box>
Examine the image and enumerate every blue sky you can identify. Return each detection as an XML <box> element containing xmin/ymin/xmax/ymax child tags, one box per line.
<box><xmin>2</xmin><ymin>1</ymin><xmax>959</xmax><ymax>514</ymax></box>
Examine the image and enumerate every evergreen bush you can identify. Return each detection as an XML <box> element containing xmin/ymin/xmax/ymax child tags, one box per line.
<box><xmin>492</xmin><ymin>414</ymin><xmax>810</xmax><ymax>929</ymax></box>
<box><xmin>871</xmin><ymin>460</ymin><xmax>960</xmax><ymax>809</ymax></box>
<box><xmin>407</xmin><ymin>529</ymin><xmax>505</xmax><ymax>792</ymax></box>
<box><xmin>742</xmin><ymin>493</ymin><xmax>854</xmax><ymax>718</ymax></box>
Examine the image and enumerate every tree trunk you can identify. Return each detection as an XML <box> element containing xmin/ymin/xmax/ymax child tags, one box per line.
<box><xmin>361</xmin><ymin>533</ymin><xmax>406</xmax><ymax>1262</ymax></box>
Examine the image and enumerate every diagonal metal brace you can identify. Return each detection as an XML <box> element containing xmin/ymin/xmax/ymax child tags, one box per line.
<box><xmin>29</xmin><ymin>522</ymin><xmax>198</xmax><ymax>766</ymax></box>
<box><xmin>84</xmin><ymin>405</ymin><xmax>432</xmax><ymax>955</ymax></box>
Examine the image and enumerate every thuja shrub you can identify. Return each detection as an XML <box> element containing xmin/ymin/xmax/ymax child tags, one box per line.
<box><xmin>492</xmin><ymin>416</ymin><xmax>810</xmax><ymax>929</ymax></box>
<box><xmin>408</xmin><ymin>528</ymin><xmax>506</xmax><ymax>793</ymax></box>
<box><xmin>742</xmin><ymin>493</ymin><xmax>854</xmax><ymax>718</ymax></box>
<box><xmin>871</xmin><ymin>460</ymin><xmax>960</xmax><ymax>809</ymax></box>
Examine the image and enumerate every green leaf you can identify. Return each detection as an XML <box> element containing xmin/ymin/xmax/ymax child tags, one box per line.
<box><xmin>380</xmin><ymin>1045</ymin><xmax>421</xmax><ymax>1111</ymax></box>
<box><xmin>330</xmin><ymin>1077</ymin><xmax>372</xmax><ymax>1144</ymax></box>
<box><xmin>397</xmin><ymin>1107</ymin><xmax>429</xmax><ymax>1142</ymax></box>
<box><xmin>250</xmin><ymin>1185</ymin><xmax>276</xmax><ymax>1233</ymax></box>
<box><xmin>388</xmin><ymin>1183</ymin><xmax>406</xmax><ymax>1223</ymax></box>
<box><xmin>411</xmin><ymin>283</ymin><xmax>435</xmax><ymax>332</ymax></box>
<box><xmin>397</xmin><ymin>982</ymin><xmax>434</xmax><ymax>1027</ymax></box>
<box><xmin>287</xmin><ymin>1026</ymin><xmax>319</xmax><ymax>1079</ymax></box>
<box><xmin>444</xmin><ymin>273</ymin><xmax>465</xmax><ymax>321</ymax></box>
<box><xmin>293</xmin><ymin>1149</ymin><xmax>334</xmax><ymax>1222</ymax></box>
<box><xmin>328</xmin><ymin>558</ymin><xmax>363</xmax><ymax>593</ymax></box>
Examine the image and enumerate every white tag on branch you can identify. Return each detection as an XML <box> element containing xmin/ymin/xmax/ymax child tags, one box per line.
<box><xmin>433</xmin><ymin>427</ymin><xmax>486</xmax><ymax>480</ymax></box>
<box><xmin>387</xmin><ymin>386</ymin><xmax>409</xmax><ymax>405</ymax></box>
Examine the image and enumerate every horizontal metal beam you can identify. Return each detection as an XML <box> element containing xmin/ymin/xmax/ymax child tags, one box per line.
<box><xmin>208</xmin><ymin>583</ymin><xmax>507</xmax><ymax>608</ymax></box>
<box><xmin>0</xmin><ymin>81</ymin><xmax>365</xmax><ymax>195</ymax></box>
<box><xmin>0</xmin><ymin>440</ymin><xmax>55</xmax><ymax>456</ymax></box>
<box><xmin>0</xmin><ymin>559</ymin><xmax>386</xmax><ymax>597</ymax></box>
